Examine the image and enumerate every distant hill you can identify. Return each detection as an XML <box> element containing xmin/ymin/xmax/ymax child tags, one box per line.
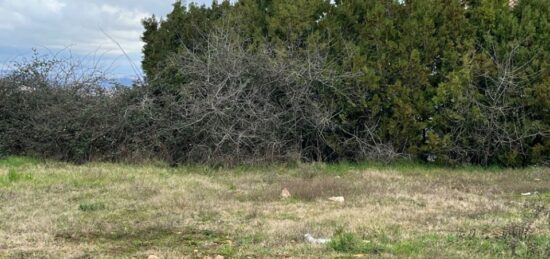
<box><xmin>113</xmin><ymin>77</ymin><xmax>135</xmax><ymax>86</ymax></box>
<box><xmin>1</xmin><ymin>69</ymin><xmax>136</xmax><ymax>88</ymax></box>
<box><xmin>101</xmin><ymin>77</ymin><xmax>136</xmax><ymax>88</ymax></box>
<box><xmin>0</xmin><ymin>69</ymin><xmax>11</xmax><ymax>76</ymax></box>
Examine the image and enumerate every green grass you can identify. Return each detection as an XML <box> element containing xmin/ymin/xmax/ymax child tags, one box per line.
<box><xmin>329</xmin><ymin>231</ymin><xmax>385</xmax><ymax>254</ymax></box>
<box><xmin>78</xmin><ymin>201</ymin><xmax>107</xmax><ymax>212</ymax></box>
<box><xmin>0</xmin><ymin>168</ymin><xmax>33</xmax><ymax>187</ymax></box>
<box><xmin>328</xmin><ymin>231</ymin><xmax>550</xmax><ymax>258</ymax></box>
<box><xmin>0</xmin><ymin>156</ymin><xmax>41</xmax><ymax>167</ymax></box>
<box><xmin>0</xmin><ymin>156</ymin><xmax>548</xmax><ymax>258</ymax></box>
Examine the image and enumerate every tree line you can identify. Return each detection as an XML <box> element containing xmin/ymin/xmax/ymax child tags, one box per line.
<box><xmin>1</xmin><ymin>0</ymin><xmax>548</xmax><ymax>166</ymax></box>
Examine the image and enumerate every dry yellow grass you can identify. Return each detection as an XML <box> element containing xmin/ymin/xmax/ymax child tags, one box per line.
<box><xmin>0</xmin><ymin>157</ymin><xmax>549</xmax><ymax>258</ymax></box>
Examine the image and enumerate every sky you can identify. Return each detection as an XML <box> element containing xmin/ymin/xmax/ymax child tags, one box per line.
<box><xmin>0</xmin><ymin>0</ymin><xmax>214</xmax><ymax>79</ymax></box>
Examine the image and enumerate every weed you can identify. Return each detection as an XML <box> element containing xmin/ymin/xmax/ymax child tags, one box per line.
<box><xmin>218</xmin><ymin>244</ymin><xmax>236</xmax><ymax>257</ymax></box>
<box><xmin>78</xmin><ymin>201</ymin><xmax>106</xmax><ymax>212</ymax></box>
<box><xmin>498</xmin><ymin>200</ymin><xmax>550</xmax><ymax>257</ymax></box>
<box><xmin>453</xmin><ymin>198</ymin><xmax>550</xmax><ymax>257</ymax></box>
<box><xmin>8</xmin><ymin>169</ymin><xmax>20</xmax><ymax>182</ymax></box>
<box><xmin>3</xmin><ymin>168</ymin><xmax>32</xmax><ymax>184</ymax></box>
<box><xmin>328</xmin><ymin>231</ymin><xmax>384</xmax><ymax>254</ymax></box>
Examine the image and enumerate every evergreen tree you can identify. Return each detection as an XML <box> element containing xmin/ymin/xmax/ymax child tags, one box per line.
<box><xmin>136</xmin><ymin>0</ymin><xmax>549</xmax><ymax>165</ymax></box>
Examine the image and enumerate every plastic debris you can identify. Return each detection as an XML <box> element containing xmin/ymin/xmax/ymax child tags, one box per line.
<box><xmin>304</xmin><ymin>233</ymin><xmax>330</xmax><ymax>244</ymax></box>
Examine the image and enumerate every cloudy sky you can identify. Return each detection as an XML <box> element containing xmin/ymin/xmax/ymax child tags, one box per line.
<box><xmin>0</xmin><ymin>0</ymin><xmax>214</xmax><ymax>78</ymax></box>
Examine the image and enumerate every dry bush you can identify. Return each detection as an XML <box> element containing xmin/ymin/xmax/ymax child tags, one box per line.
<box><xmin>145</xmin><ymin>27</ymin><xmax>355</xmax><ymax>165</ymax></box>
<box><xmin>0</xmin><ymin>52</ymin><xmax>118</xmax><ymax>162</ymax></box>
<box><xmin>0</xmin><ymin>42</ymin><xmax>390</xmax><ymax>165</ymax></box>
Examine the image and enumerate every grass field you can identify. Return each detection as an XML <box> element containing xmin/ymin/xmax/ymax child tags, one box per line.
<box><xmin>0</xmin><ymin>157</ymin><xmax>549</xmax><ymax>258</ymax></box>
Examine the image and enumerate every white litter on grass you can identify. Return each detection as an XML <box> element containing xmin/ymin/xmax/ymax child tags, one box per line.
<box><xmin>304</xmin><ymin>233</ymin><xmax>331</xmax><ymax>244</ymax></box>
<box><xmin>521</xmin><ymin>191</ymin><xmax>539</xmax><ymax>196</ymax></box>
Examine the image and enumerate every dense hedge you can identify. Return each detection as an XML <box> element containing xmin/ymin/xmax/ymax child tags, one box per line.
<box><xmin>1</xmin><ymin>0</ymin><xmax>548</xmax><ymax>166</ymax></box>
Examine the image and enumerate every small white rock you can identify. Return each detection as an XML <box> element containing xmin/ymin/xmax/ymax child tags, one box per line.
<box><xmin>281</xmin><ymin>188</ymin><xmax>291</xmax><ymax>199</ymax></box>
<box><xmin>328</xmin><ymin>196</ymin><xmax>345</xmax><ymax>203</ymax></box>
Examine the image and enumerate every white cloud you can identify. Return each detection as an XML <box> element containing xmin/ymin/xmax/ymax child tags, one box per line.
<box><xmin>0</xmin><ymin>0</ymin><xmax>215</xmax><ymax>76</ymax></box>
<box><xmin>43</xmin><ymin>0</ymin><xmax>66</xmax><ymax>12</ymax></box>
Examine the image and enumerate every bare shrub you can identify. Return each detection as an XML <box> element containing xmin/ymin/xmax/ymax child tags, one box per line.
<box><xmin>0</xmin><ymin>40</ymin><xmax>389</xmax><ymax>165</ymax></box>
<box><xmin>146</xmin><ymin>27</ymin><xmax>353</xmax><ymax>165</ymax></box>
<box><xmin>0</xmin><ymin>52</ymin><xmax>118</xmax><ymax>162</ymax></box>
<box><xmin>473</xmin><ymin>45</ymin><xmax>549</xmax><ymax>165</ymax></box>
